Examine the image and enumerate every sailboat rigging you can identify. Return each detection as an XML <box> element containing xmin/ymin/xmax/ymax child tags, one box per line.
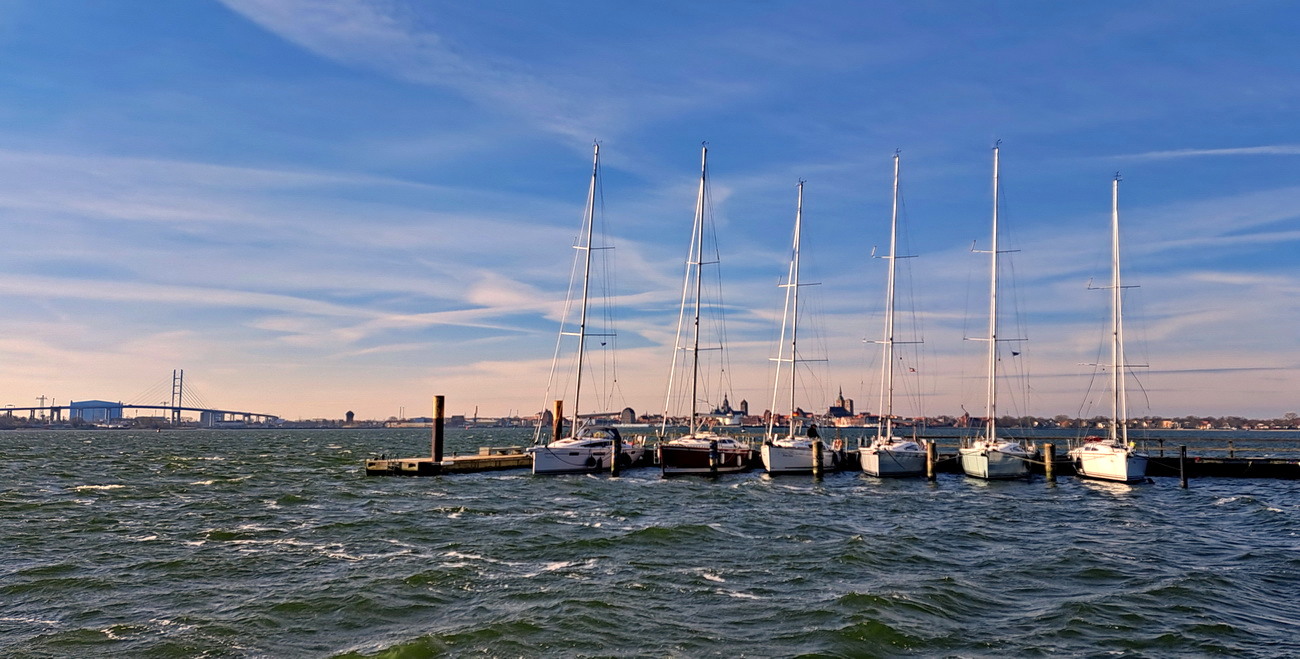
<box><xmin>860</xmin><ymin>151</ymin><xmax>927</xmax><ymax>477</ymax></box>
<box><xmin>761</xmin><ymin>180</ymin><xmax>837</xmax><ymax>474</ymax></box>
<box><xmin>527</xmin><ymin>143</ymin><xmax>645</xmax><ymax>475</ymax></box>
<box><xmin>1069</xmin><ymin>174</ymin><xmax>1149</xmax><ymax>483</ymax></box>
<box><xmin>958</xmin><ymin>142</ymin><xmax>1031</xmax><ymax>479</ymax></box>
<box><xmin>658</xmin><ymin>144</ymin><xmax>750</xmax><ymax>476</ymax></box>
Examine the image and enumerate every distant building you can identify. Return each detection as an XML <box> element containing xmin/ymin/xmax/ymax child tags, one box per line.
<box><xmin>827</xmin><ymin>388</ymin><xmax>854</xmax><ymax>418</ymax></box>
<box><xmin>200</xmin><ymin>411</ymin><xmax>226</xmax><ymax>426</ymax></box>
<box><xmin>705</xmin><ymin>395</ymin><xmax>743</xmax><ymax>426</ymax></box>
<box><xmin>69</xmin><ymin>400</ymin><xmax>124</xmax><ymax>423</ymax></box>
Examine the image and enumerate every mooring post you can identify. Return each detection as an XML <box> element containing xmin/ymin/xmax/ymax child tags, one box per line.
<box><xmin>708</xmin><ymin>439</ymin><xmax>719</xmax><ymax>477</ymax></box>
<box><xmin>1180</xmin><ymin>444</ymin><xmax>1188</xmax><ymax>488</ymax></box>
<box><xmin>610</xmin><ymin>433</ymin><xmax>622</xmax><ymax>477</ymax></box>
<box><xmin>432</xmin><ymin>395</ymin><xmax>445</xmax><ymax>462</ymax></box>
<box><xmin>1159</xmin><ymin>438</ymin><xmax>1165</xmax><ymax>458</ymax></box>
<box><xmin>1044</xmin><ymin>443</ymin><xmax>1055</xmax><ymax>483</ymax></box>
<box><xmin>926</xmin><ymin>440</ymin><xmax>937</xmax><ymax>481</ymax></box>
<box><xmin>1228</xmin><ymin>440</ymin><xmax>1234</xmax><ymax>458</ymax></box>
<box><xmin>812</xmin><ymin>439</ymin><xmax>824</xmax><ymax>478</ymax></box>
<box><xmin>551</xmin><ymin>400</ymin><xmax>564</xmax><ymax>442</ymax></box>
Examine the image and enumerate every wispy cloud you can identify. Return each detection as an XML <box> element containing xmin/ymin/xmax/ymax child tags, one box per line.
<box><xmin>216</xmin><ymin>0</ymin><xmax>633</xmax><ymax>140</ymax></box>
<box><xmin>1119</xmin><ymin>145</ymin><xmax>1300</xmax><ymax>160</ymax></box>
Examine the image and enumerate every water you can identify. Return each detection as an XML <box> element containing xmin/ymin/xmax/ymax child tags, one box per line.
<box><xmin>2</xmin><ymin>428</ymin><xmax>1298</xmax><ymax>657</ymax></box>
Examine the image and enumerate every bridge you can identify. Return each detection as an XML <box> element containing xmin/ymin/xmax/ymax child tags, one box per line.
<box><xmin>1</xmin><ymin>404</ymin><xmax>279</xmax><ymax>426</ymax></box>
<box><xmin>3</xmin><ymin>370</ymin><xmax>280</xmax><ymax>427</ymax></box>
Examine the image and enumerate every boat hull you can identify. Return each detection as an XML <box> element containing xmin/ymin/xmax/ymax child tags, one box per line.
<box><xmin>959</xmin><ymin>441</ymin><xmax>1029</xmax><ymax>479</ymax></box>
<box><xmin>659</xmin><ymin>440</ymin><xmax>750</xmax><ymax>475</ymax></box>
<box><xmin>1069</xmin><ymin>443</ymin><xmax>1148</xmax><ymax>483</ymax></box>
<box><xmin>528</xmin><ymin>445</ymin><xmax>645</xmax><ymax>475</ymax></box>
<box><xmin>760</xmin><ymin>440</ymin><xmax>839</xmax><ymax>474</ymax></box>
<box><xmin>859</xmin><ymin>441</ymin><xmax>926</xmax><ymax>477</ymax></box>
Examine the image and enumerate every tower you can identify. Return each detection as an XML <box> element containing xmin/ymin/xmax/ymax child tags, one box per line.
<box><xmin>170</xmin><ymin>369</ymin><xmax>184</xmax><ymax>425</ymax></box>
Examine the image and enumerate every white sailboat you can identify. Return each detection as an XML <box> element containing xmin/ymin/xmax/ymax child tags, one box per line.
<box><xmin>761</xmin><ymin>180</ymin><xmax>838</xmax><ymax>475</ymax></box>
<box><xmin>528</xmin><ymin>143</ymin><xmax>646</xmax><ymax>475</ymax></box>
<box><xmin>659</xmin><ymin>145</ymin><xmax>751</xmax><ymax>475</ymax></box>
<box><xmin>959</xmin><ymin>143</ymin><xmax>1031</xmax><ymax>479</ymax></box>
<box><xmin>860</xmin><ymin>152</ymin><xmax>926</xmax><ymax>477</ymax></box>
<box><xmin>1069</xmin><ymin>175</ymin><xmax>1149</xmax><ymax>483</ymax></box>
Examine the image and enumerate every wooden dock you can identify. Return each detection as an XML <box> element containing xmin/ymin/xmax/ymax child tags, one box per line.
<box><xmin>364</xmin><ymin>398</ymin><xmax>1300</xmax><ymax>481</ymax></box>
<box><xmin>365</xmin><ymin>446</ymin><xmax>529</xmax><ymax>476</ymax></box>
<box><xmin>366</xmin><ymin>447</ymin><xmax>1300</xmax><ymax>479</ymax></box>
<box><xmin>1147</xmin><ymin>455</ymin><xmax>1300</xmax><ymax>479</ymax></box>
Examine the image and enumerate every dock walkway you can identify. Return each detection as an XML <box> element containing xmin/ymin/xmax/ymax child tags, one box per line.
<box><xmin>366</xmin><ymin>446</ymin><xmax>1300</xmax><ymax>479</ymax></box>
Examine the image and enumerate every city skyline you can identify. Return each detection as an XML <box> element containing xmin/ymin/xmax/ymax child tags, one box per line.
<box><xmin>0</xmin><ymin>2</ymin><xmax>1297</xmax><ymax>421</ymax></box>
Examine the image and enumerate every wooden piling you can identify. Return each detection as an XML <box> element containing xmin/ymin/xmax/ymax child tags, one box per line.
<box><xmin>432</xmin><ymin>395</ymin><xmax>445</xmax><ymax>462</ymax></box>
<box><xmin>926</xmin><ymin>440</ymin><xmax>937</xmax><ymax>481</ymax></box>
<box><xmin>551</xmin><ymin>400</ymin><xmax>564</xmax><ymax>442</ymax></box>
<box><xmin>812</xmin><ymin>439</ymin><xmax>824</xmax><ymax>477</ymax></box>
<box><xmin>1044</xmin><ymin>443</ymin><xmax>1055</xmax><ymax>483</ymax></box>
<box><xmin>1180</xmin><ymin>445</ymin><xmax>1188</xmax><ymax>488</ymax></box>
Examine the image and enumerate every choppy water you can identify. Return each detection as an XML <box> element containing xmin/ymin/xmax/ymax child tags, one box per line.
<box><xmin>2</xmin><ymin>428</ymin><xmax>1299</xmax><ymax>657</ymax></box>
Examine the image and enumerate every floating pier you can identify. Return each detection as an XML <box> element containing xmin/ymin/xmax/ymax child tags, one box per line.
<box><xmin>365</xmin><ymin>446</ymin><xmax>529</xmax><ymax>476</ymax></box>
<box><xmin>1147</xmin><ymin>455</ymin><xmax>1299</xmax><ymax>479</ymax></box>
<box><xmin>365</xmin><ymin>395</ymin><xmax>531</xmax><ymax>476</ymax></box>
<box><xmin>364</xmin><ymin>400</ymin><xmax>1300</xmax><ymax>481</ymax></box>
<box><xmin>366</xmin><ymin>444</ymin><xmax>1299</xmax><ymax>480</ymax></box>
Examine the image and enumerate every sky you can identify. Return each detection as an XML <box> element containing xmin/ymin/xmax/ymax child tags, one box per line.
<box><xmin>0</xmin><ymin>1</ymin><xmax>1297</xmax><ymax>422</ymax></box>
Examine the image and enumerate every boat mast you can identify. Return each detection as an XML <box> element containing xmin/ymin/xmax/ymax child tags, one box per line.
<box><xmin>690</xmin><ymin>145</ymin><xmax>708</xmax><ymax>434</ymax></box>
<box><xmin>879</xmin><ymin>152</ymin><xmax>901</xmax><ymax>440</ymax></box>
<box><xmin>660</xmin><ymin>144</ymin><xmax>709</xmax><ymax>436</ymax></box>
<box><xmin>570</xmin><ymin>142</ymin><xmax>600</xmax><ymax>435</ymax></box>
<box><xmin>787</xmin><ymin>180</ymin><xmax>805</xmax><ymax>437</ymax></box>
<box><xmin>767</xmin><ymin>183</ymin><xmax>796</xmax><ymax>439</ymax></box>
<box><xmin>985</xmin><ymin>143</ymin><xmax>1001</xmax><ymax>442</ymax></box>
<box><xmin>1111</xmin><ymin>174</ymin><xmax>1129</xmax><ymax>447</ymax></box>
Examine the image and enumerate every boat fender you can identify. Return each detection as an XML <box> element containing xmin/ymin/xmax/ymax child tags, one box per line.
<box><xmin>585</xmin><ymin>456</ymin><xmax>597</xmax><ymax>468</ymax></box>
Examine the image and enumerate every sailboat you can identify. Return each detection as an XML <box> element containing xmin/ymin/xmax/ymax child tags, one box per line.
<box><xmin>1069</xmin><ymin>175</ymin><xmax>1149</xmax><ymax>483</ymax></box>
<box><xmin>761</xmin><ymin>180</ymin><xmax>838</xmax><ymax>474</ymax></box>
<box><xmin>958</xmin><ymin>143</ymin><xmax>1031</xmax><ymax>479</ymax></box>
<box><xmin>527</xmin><ymin>143</ymin><xmax>646</xmax><ymax>475</ymax></box>
<box><xmin>658</xmin><ymin>144</ymin><xmax>751</xmax><ymax>476</ymax></box>
<box><xmin>860</xmin><ymin>152</ymin><xmax>927</xmax><ymax>477</ymax></box>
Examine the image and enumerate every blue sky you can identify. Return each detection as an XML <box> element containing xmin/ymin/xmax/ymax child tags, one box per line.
<box><xmin>0</xmin><ymin>1</ymin><xmax>1297</xmax><ymax>421</ymax></box>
